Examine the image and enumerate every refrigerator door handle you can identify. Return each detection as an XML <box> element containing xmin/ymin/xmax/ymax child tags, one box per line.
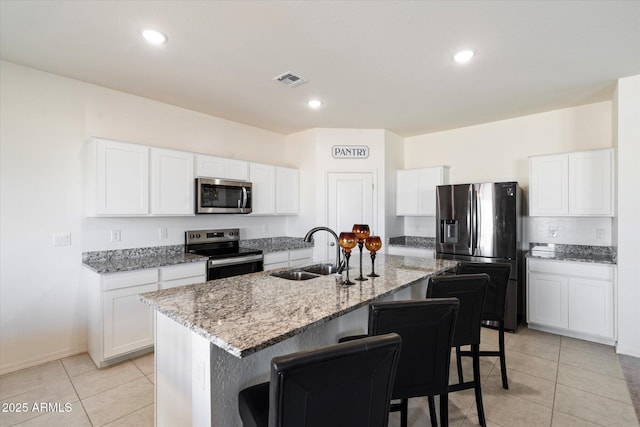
<box><xmin>471</xmin><ymin>186</ymin><xmax>478</xmax><ymax>255</ymax></box>
<box><xmin>468</xmin><ymin>186</ymin><xmax>474</xmax><ymax>254</ymax></box>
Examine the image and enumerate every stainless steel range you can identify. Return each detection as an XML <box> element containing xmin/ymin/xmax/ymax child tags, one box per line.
<box><xmin>185</xmin><ymin>228</ymin><xmax>263</xmax><ymax>280</ymax></box>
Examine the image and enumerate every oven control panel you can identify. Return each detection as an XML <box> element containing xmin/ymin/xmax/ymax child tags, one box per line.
<box><xmin>186</xmin><ymin>228</ymin><xmax>240</xmax><ymax>244</ymax></box>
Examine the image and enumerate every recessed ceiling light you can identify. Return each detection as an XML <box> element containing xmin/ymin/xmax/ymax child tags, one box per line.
<box><xmin>308</xmin><ymin>99</ymin><xmax>323</xmax><ymax>109</ymax></box>
<box><xmin>141</xmin><ymin>29</ymin><xmax>167</xmax><ymax>45</ymax></box>
<box><xmin>454</xmin><ymin>49</ymin><xmax>474</xmax><ymax>64</ymax></box>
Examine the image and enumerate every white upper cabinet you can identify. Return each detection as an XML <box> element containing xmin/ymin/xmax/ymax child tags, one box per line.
<box><xmin>568</xmin><ymin>149</ymin><xmax>613</xmax><ymax>216</ymax></box>
<box><xmin>195</xmin><ymin>154</ymin><xmax>248</xmax><ymax>181</ymax></box>
<box><xmin>86</xmin><ymin>138</ymin><xmax>150</xmax><ymax>216</ymax></box>
<box><xmin>150</xmin><ymin>148</ymin><xmax>194</xmax><ymax>215</ymax></box>
<box><xmin>529</xmin><ymin>154</ymin><xmax>569</xmax><ymax>216</ymax></box>
<box><xmin>396</xmin><ymin>167</ymin><xmax>448</xmax><ymax>216</ymax></box>
<box><xmin>249</xmin><ymin>162</ymin><xmax>276</xmax><ymax>215</ymax></box>
<box><xmin>249</xmin><ymin>163</ymin><xmax>300</xmax><ymax>215</ymax></box>
<box><xmin>396</xmin><ymin>169</ymin><xmax>419</xmax><ymax>216</ymax></box>
<box><xmin>86</xmin><ymin>137</ymin><xmax>295</xmax><ymax>217</ymax></box>
<box><xmin>529</xmin><ymin>148</ymin><xmax>613</xmax><ymax>217</ymax></box>
<box><xmin>276</xmin><ymin>167</ymin><xmax>299</xmax><ymax>215</ymax></box>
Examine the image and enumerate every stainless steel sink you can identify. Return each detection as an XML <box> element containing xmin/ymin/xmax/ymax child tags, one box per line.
<box><xmin>270</xmin><ymin>263</ymin><xmax>341</xmax><ymax>281</ymax></box>
<box><xmin>302</xmin><ymin>264</ymin><xmax>339</xmax><ymax>275</ymax></box>
<box><xmin>270</xmin><ymin>270</ymin><xmax>320</xmax><ymax>281</ymax></box>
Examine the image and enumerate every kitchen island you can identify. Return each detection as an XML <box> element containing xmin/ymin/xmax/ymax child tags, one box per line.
<box><xmin>140</xmin><ymin>254</ymin><xmax>457</xmax><ymax>427</ymax></box>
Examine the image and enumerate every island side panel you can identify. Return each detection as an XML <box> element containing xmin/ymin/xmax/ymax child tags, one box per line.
<box><xmin>207</xmin><ymin>304</ymin><xmax>369</xmax><ymax>426</ymax></box>
<box><xmin>155</xmin><ymin>312</ymin><xmax>199</xmax><ymax>427</ymax></box>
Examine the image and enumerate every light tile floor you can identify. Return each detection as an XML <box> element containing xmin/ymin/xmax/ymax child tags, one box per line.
<box><xmin>0</xmin><ymin>327</ymin><xmax>638</xmax><ymax>426</ymax></box>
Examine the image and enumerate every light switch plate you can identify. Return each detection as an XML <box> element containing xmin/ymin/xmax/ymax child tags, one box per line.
<box><xmin>548</xmin><ymin>226</ymin><xmax>558</xmax><ymax>237</ymax></box>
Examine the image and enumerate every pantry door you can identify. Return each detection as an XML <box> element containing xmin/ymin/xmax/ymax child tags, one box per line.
<box><xmin>327</xmin><ymin>172</ymin><xmax>376</xmax><ymax>259</ymax></box>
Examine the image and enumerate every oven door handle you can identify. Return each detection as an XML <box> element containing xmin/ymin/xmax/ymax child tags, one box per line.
<box><xmin>209</xmin><ymin>254</ymin><xmax>263</xmax><ymax>268</ymax></box>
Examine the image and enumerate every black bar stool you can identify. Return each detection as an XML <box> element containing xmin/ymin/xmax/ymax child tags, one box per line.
<box><xmin>238</xmin><ymin>333</ymin><xmax>402</xmax><ymax>427</ymax></box>
<box><xmin>427</xmin><ymin>273</ymin><xmax>489</xmax><ymax>427</ymax></box>
<box><xmin>456</xmin><ymin>261</ymin><xmax>512</xmax><ymax>389</ymax></box>
<box><xmin>339</xmin><ymin>298</ymin><xmax>460</xmax><ymax>427</ymax></box>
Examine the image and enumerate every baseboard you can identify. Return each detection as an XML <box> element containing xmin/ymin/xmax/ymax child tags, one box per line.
<box><xmin>527</xmin><ymin>323</ymin><xmax>616</xmax><ymax>346</ymax></box>
<box><xmin>0</xmin><ymin>345</ymin><xmax>87</xmax><ymax>376</ymax></box>
<box><xmin>615</xmin><ymin>344</ymin><xmax>640</xmax><ymax>359</ymax></box>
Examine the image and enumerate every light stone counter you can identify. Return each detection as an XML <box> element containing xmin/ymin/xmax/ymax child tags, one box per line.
<box><xmin>140</xmin><ymin>255</ymin><xmax>457</xmax><ymax>358</ymax></box>
<box><xmin>140</xmin><ymin>254</ymin><xmax>457</xmax><ymax>427</ymax></box>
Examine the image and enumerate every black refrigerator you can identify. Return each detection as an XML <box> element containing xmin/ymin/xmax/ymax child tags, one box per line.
<box><xmin>435</xmin><ymin>182</ymin><xmax>523</xmax><ymax>331</ymax></box>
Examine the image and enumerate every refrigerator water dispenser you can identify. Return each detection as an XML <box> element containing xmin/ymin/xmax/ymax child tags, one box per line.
<box><xmin>441</xmin><ymin>220</ymin><xmax>459</xmax><ymax>244</ymax></box>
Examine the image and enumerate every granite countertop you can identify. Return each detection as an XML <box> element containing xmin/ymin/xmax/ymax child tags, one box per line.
<box><xmin>388</xmin><ymin>236</ymin><xmax>436</xmax><ymax>249</ymax></box>
<box><xmin>139</xmin><ymin>254</ymin><xmax>458</xmax><ymax>358</ymax></box>
<box><xmin>82</xmin><ymin>245</ymin><xmax>207</xmax><ymax>274</ymax></box>
<box><xmin>526</xmin><ymin>243</ymin><xmax>617</xmax><ymax>265</ymax></box>
<box><xmin>240</xmin><ymin>236</ymin><xmax>313</xmax><ymax>253</ymax></box>
<box><xmin>82</xmin><ymin>237</ymin><xmax>312</xmax><ymax>274</ymax></box>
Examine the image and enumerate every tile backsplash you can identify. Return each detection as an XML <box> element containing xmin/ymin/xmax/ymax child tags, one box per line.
<box><xmin>403</xmin><ymin>216</ymin><xmax>614</xmax><ymax>248</ymax></box>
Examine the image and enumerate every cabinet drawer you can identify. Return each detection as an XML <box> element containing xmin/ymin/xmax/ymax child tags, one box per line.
<box><xmin>289</xmin><ymin>248</ymin><xmax>313</xmax><ymax>261</ymax></box>
<box><xmin>527</xmin><ymin>258</ymin><xmax>613</xmax><ymax>281</ymax></box>
<box><xmin>159</xmin><ymin>262</ymin><xmax>206</xmax><ymax>281</ymax></box>
<box><xmin>264</xmin><ymin>251</ymin><xmax>289</xmax><ymax>264</ymax></box>
<box><xmin>103</xmin><ymin>269</ymin><xmax>158</xmax><ymax>291</ymax></box>
<box><xmin>160</xmin><ymin>275</ymin><xmax>206</xmax><ymax>289</ymax></box>
<box><xmin>264</xmin><ymin>261</ymin><xmax>289</xmax><ymax>271</ymax></box>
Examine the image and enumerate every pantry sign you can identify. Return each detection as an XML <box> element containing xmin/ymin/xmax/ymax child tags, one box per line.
<box><xmin>332</xmin><ymin>145</ymin><xmax>369</xmax><ymax>159</ymax></box>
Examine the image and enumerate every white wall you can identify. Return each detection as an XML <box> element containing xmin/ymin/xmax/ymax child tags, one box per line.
<box><xmin>285</xmin><ymin>128</ymin><xmax>396</xmax><ymax>261</ymax></box>
<box><xmin>1</xmin><ymin>62</ymin><xmax>87</xmax><ymax>374</ymax></box>
<box><xmin>0</xmin><ymin>61</ymin><xmax>289</xmax><ymax>374</ymax></box>
<box><xmin>384</xmin><ymin>131</ymin><xmax>405</xmax><ymax>240</ymax></box>
<box><xmin>404</xmin><ymin>102</ymin><xmax>614</xmax><ymax>246</ymax></box>
<box><xmin>613</xmin><ymin>75</ymin><xmax>640</xmax><ymax>357</ymax></box>
<box><xmin>283</xmin><ymin>129</ymin><xmax>317</xmax><ymax>239</ymax></box>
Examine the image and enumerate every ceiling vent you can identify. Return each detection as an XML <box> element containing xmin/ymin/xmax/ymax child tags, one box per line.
<box><xmin>273</xmin><ymin>71</ymin><xmax>307</xmax><ymax>88</ymax></box>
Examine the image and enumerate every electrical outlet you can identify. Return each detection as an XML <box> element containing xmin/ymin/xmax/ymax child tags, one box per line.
<box><xmin>110</xmin><ymin>229</ymin><xmax>121</xmax><ymax>242</ymax></box>
<box><xmin>548</xmin><ymin>226</ymin><xmax>558</xmax><ymax>238</ymax></box>
<box><xmin>159</xmin><ymin>227</ymin><xmax>168</xmax><ymax>239</ymax></box>
<box><xmin>596</xmin><ymin>228</ymin><xmax>605</xmax><ymax>239</ymax></box>
<box><xmin>53</xmin><ymin>232</ymin><xmax>71</xmax><ymax>247</ymax></box>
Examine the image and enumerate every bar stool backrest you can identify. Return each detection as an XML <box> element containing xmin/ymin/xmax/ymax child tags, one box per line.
<box><xmin>427</xmin><ymin>273</ymin><xmax>489</xmax><ymax>347</ymax></box>
<box><xmin>457</xmin><ymin>262</ymin><xmax>511</xmax><ymax>321</ymax></box>
<box><xmin>368</xmin><ymin>298</ymin><xmax>459</xmax><ymax>399</ymax></box>
<box><xmin>269</xmin><ymin>333</ymin><xmax>402</xmax><ymax>427</ymax></box>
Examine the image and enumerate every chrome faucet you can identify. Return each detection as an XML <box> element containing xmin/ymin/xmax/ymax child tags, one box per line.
<box><xmin>303</xmin><ymin>227</ymin><xmax>346</xmax><ymax>273</ymax></box>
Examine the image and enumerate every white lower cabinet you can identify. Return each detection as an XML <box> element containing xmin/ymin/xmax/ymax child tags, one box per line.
<box><xmin>527</xmin><ymin>258</ymin><xmax>615</xmax><ymax>344</ymax></box>
<box><xmin>527</xmin><ymin>272</ymin><xmax>569</xmax><ymax>329</ymax></box>
<box><xmin>103</xmin><ymin>281</ymin><xmax>157</xmax><ymax>359</ymax></box>
<box><xmin>263</xmin><ymin>248</ymin><xmax>314</xmax><ymax>271</ymax></box>
<box><xmin>568</xmin><ymin>276</ymin><xmax>614</xmax><ymax>337</ymax></box>
<box><xmin>86</xmin><ymin>261</ymin><xmax>206</xmax><ymax>367</ymax></box>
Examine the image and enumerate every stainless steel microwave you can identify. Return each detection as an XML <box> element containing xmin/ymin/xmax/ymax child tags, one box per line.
<box><xmin>195</xmin><ymin>178</ymin><xmax>252</xmax><ymax>214</ymax></box>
